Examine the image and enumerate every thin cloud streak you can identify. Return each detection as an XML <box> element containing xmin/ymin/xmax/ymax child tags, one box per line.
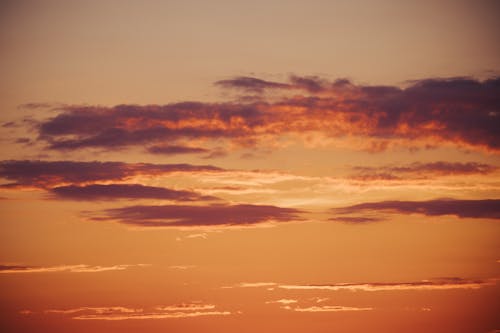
<box><xmin>35</xmin><ymin>303</ymin><xmax>232</xmax><ymax>321</ymax></box>
<box><xmin>287</xmin><ymin>305</ymin><xmax>373</xmax><ymax>312</ymax></box>
<box><xmin>0</xmin><ymin>264</ymin><xmax>149</xmax><ymax>274</ymax></box>
<box><xmin>278</xmin><ymin>278</ymin><xmax>497</xmax><ymax>292</ymax></box>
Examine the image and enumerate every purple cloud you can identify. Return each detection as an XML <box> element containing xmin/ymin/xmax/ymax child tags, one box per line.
<box><xmin>25</xmin><ymin>76</ymin><xmax>500</xmax><ymax>152</ymax></box>
<box><xmin>332</xmin><ymin>199</ymin><xmax>500</xmax><ymax>220</ymax></box>
<box><xmin>50</xmin><ymin>184</ymin><xmax>218</xmax><ymax>201</ymax></box>
<box><xmin>0</xmin><ymin>160</ymin><xmax>223</xmax><ymax>188</ymax></box>
<box><xmin>89</xmin><ymin>204</ymin><xmax>304</xmax><ymax>227</ymax></box>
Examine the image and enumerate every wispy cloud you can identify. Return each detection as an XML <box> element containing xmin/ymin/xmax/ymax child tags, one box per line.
<box><xmin>226</xmin><ymin>277</ymin><xmax>496</xmax><ymax>292</ymax></box>
<box><xmin>266</xmin><ymin>299</ymin><xmax>298</xmax><ymax>305</ymax></box>
<box><xmin>33</xmin><ymin>303</ymin><xmax>232</xmax><ymax>320</ymax></box>
<box><xmin>27</xmin><ymin>76</ymin><xmax>500</xmax><ymax>153</ymax></box>
<box><xmin>0</xmin><ymin>264</ymin><xmax>149</xmax><ymax>274</ymax></box>
<box><xmin>278</xmin><ymin>277</ymin><xmax>497</xmax><ymax>292</ymax></box>
<box><xmin>223</xmin><ymin>282</ymin><xmax>278</xmax><ymax>289</ymax></box>
<box><xmin>168</xmin><ymin>265</ymin><xmax>196</xmax><ymax>270</ymax></box>
<box><xmin>88</xmin><ymin>204</ymin><xmax>304</xmax><ymax>228</ymax></box>
<box><xmin>285</xmin><ymin>305</ymin><xmax>373</xmax><ymax>312</ymax></box>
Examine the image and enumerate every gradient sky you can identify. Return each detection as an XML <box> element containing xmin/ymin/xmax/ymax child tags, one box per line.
<box><xmin>1</xmin><ymin>1</ymin><xmax>499</xmax><ymax>332</ymax></box>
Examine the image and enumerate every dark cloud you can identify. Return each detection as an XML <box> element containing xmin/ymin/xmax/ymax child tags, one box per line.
<box><xmin>50</xmin><ymin>184</ymin><xmax>218</xmax><ymax>201</ymax></box>
<box><xmin>0</xmin><ymin>265</ymin><xmax>34</xmax><ymax>272</ymax></box>
<box><xmin>28</xmin><ymin>76</ymin><xmax>500</xmax><ymax>152</ymax></box>
<box><xmin>0</xmin><ymin>160</ymin><xmax>223</xmax><ymax>188</ymax></box>
<box><xmin>329</xmin><ymin>216</ymin><xmax>383</xmax><ymax>223</ymax></box>
<box><xmin>289</xmin><ymin>75</ymin><xmax>328</xmax><ymax>93</ymax></box>
<box><xmin>351</xmin><ymin>162</ymin><xmax>498</xmax><ymax>180</ymax></box>
<box><xmin>146</xmin><ymin>145</ymin><xmax>209</xmax><ymax>155</ymax></box>
<box><xmin>332</xmin><ymin>199</ymin><xmax>500</xmax><ymax>220</ymax></box>
<box><xmin>214</xmin><ymin>76</ymin><xmax>290</xmax><ymax>92</ymax></box>
<box><xmin>89</xmin><ymin>204</ymin><xmax>304</xmax><ymax>227</ymax></box>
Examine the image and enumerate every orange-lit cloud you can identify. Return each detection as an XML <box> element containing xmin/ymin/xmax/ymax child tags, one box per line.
<box><xmin>0</xmin><ymin>264</ymin><xmax>149</xmax><ymax>274</ymax></box>
<box><xmin>25</xmin><ymin>76</ymin><xmax>500</xmax><ymax>153</ymax></box>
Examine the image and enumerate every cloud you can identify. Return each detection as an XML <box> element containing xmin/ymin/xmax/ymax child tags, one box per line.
<box><xmin>29</xmin><ymin>76</ymin><xmax>500</xmax><ymax>152</ymax></box>
<box><xmin>0</xmin><ymin>264</ymin><xmax>149</xmax><ymax>274</ymax></box>
<box><xmin>332</xmin><ymin>199</ymin><xmax>500</xmax><ymax>220</ymax></box>
<box><xmin>88</xmin><ymin>204</ymin><xmax>304</xmax><ymax>228</ymax></box>
<box><xmin>214</xmin><ymin>76</ymin><xmax>290</xmax><ymax>92</ymax></box>
<box><xmin>0</xmin><ymin>160</ymin><xmax>223</xmax><ymax>188</ymax></box>
<box><xmin>351</xmin><ymin>162</ymin><xmax>498</xmax><ymax>181</ymax></box>
<box><xmin>50</xmin><ymin>184</ymin><xmax>217</xmax><ymax>201</ymax></box>
<box><xmin>222</xmin><ymin>282</ymin><xmax>278</xmax><ymax>289</ymax></box>
<box><xmin>278</xmin><ymin>277</ymin><xmax>497</xmax><ymax>292</ymax></box>
<box><xmin>285</xmin><ymin>305</ymin><xmax>373</xmax><ymax>312</ymax></box>
<box><xmin>266</xmin><ymin>299</ymin><xmax>298</xmax><ymax>305</ymax></box>
<box><xmin>169</xmin><ymin>265</ymin><xmax>196</xmax><ymax>270</ymax></box>
<box><xmin>146</xmin><ymin>145</ymin><xmax>209</xmax><ymax>155</ymax></box>
<box><xmin>329</xmin><ymin>216</ymin><xmax>383</xmax><ymax>224</ymax></box>
<box><xmin>33</xmin><ymin>303</ymin><xmax>231</xmax><ymax>320</ymax></box>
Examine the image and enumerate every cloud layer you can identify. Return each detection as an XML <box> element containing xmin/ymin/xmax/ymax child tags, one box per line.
<box><xmin>27</xmin><ymin>76</ymin><xmax>500</xmax><ymax>153</ymax></box>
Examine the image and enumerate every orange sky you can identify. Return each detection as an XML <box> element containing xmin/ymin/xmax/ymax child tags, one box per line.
<box><xmin>0</xmin><ymin>1</ymin><xmax>499</xmax><ymax>332</ymax></box>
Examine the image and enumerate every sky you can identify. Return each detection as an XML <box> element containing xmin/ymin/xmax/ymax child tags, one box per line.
<box><xmin>0</xmin><ymin>0</ymin><xmax>499</xmax><ymax>332</ymax></box>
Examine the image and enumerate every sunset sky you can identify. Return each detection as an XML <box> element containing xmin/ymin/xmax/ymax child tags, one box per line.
<box><xmin>1</xmin><ymin>1</ymin><xmax>499</xmax><ymax>332</ymax></box>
